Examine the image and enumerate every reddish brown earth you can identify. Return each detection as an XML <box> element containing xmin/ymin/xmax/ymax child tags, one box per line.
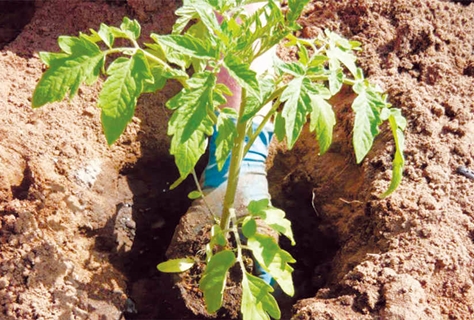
<box><xmin>1</xmin><ymin>0</ymin><xmax>474</xmax><ymax>319</ymax></box>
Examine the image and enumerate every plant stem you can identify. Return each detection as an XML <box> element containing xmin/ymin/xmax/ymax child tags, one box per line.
<box><xmin>219</xmin><ymin>89</ymin><xmax>249</xmax><ymax>235</ymax></box>
<box><xmin>243</xmin><ymin>97</ymin><xmax>281</xmax><ymax>156</ymax></box>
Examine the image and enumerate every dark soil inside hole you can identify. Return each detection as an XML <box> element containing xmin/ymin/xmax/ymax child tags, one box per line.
<box><xmin>0</xmin><ymin>1</ymin><xmax>35</xmax><ymax>49</ymax></box>
<box><xmin>270</xmin><ymin>173</ymin><xmax>341</xmax><ymax>302</ymax></box>
<box><xmin>118</xmin><ymin>155</ymin><xmax>202</xmax><ymax>319</ymax></box>
<box><xmin>114</xmin><ymin>151</ymin><xmax>341</xmax><ymax>319</ymax></box>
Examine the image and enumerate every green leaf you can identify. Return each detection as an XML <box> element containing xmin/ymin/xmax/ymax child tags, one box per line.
<box><xmin>154</xmin><ymin>34</ymin><xmax>216</xmax><ymax>59</ymax></box>
<box><xmin>328</xmin><ymin>69</ymin><xmax>343</xmax><ymax>95</ymax></box>
<box><xmin>38</xmin><ymin>52</ymin><xmax>68</xmax><ymax>67</ymax></box>
<box><xmin>247</xmin><ymin>234</ymin><xmax>295</xmax><ymax>296</ymax></box>
<box><xmin>274</xmin><ymin>111</ymin><xmax>286</xmax><ymax>142</ymax></box>
<box><xmin>173</xmin><ymin>3</ymin><xmax>198</xmax><ymax>34</ymax></box>
<box><xmin>98</xmin><ymin>50</ymin><xmax>153</xmax><ymax>145</ymax></box>
<box><xmin>241</xmin><ymin>76</ymin><xmax>275</xmax><ymax>122</ymax></box>
<box><xmin>287</xmin><ymin>0</ymin><xmax>310</xmax><ymax>23</ymax></box>
<box><xmin>248</xmin><ymin>199</ymin><xmax>270</xmax><ymax>215</ymax></box>
<box><xmin>280</xmin><ymin>76</ymin><xmax>311</xmax><ymax>149</ymax></box>
<box><xmin>351</xmin><ymin>85</ymin><xmax>383</xmax><ymax>163</ymax></box>
<box><xmin>98</xmin><ymin>23</ymin><xmax>114</xmax><ymax>48</ymax></box>
<box><xmin>191</xmin><ymin>0</ymin><xmax>221</xmax><ymax>37</ymax></box>
<box><xmin>255</xmin><ymin>207</ymin><xmax>295</xmax><ymax>246</ymax></box>
<box><xmin>199</xmin><ymin>250</ymin><xmax>236</xmax><ymax>314</ymax></box>
<box><xmin>241</xmin><ymin>272</ymin><xmax>280</xmax><ymax>320</ymax></box>
<box><xmin>32</xmin><ymin>36</ymin><xmax>105</xmax><ymax>108</ymax></box>
<box><xmin>157</xmin><ymin>258</ymin><xmax>195</xmax><ymax>273</ymax></box>
<box><xmin>242</xmin><ymin>216</ymin><xmax>257</xmax><ymax>239</ymax></box>
<box><xmin>188</xmin><ymin>190</ymin><xmax>202</xmax><ymax>199</ymax></box>
<box><xmin>211</xmin><ymin>224</ymin><xmax>227</xmax><ymax>247</ymax></box>
<box><xmin>170</xmin><ymin>118</ymin><xmax>213</xmax><ymax>179</ymax></box>
<box><xmin>274</xmin><ymin>58</ymin><xmax>305</xmax><ymax>77</ymax></box>
<box><xmin>167</xmin><ymin>72</ymin><xmax>216</xmax><ymax>142</ymax></box>
<box><xmin>309</xmin><ymin>94</ymin><xmax>336</xmax><ymax>155</ymax></box>
<box><xmin>142</xmin><ymin>62</ymin><xmax>168</xmax><ymax>93</ymax></box>
<box><xmin>224</xmin><ymin>55</ymin><xmax>261</xmax><ymax>100</ymax></box>
<box><xmin>120</xmin><ymin>17</ymin><xmax>141</xmax><ymax>40</ymax></box>
<box><xmin>167</xmin><ymin>73</ymin><xmax>215</xmax><ymax>178</ymax></box>
<box><xmin>380</xmin><ymin>109</ymin><xmax>406</xmax><ymax>198</ymax></box>
<box><xmin>327</xmin><ymin>46</ymin><xmax>358</xmax><ymax>76</ymax></box>
<box><xmin>309</xmin><ymin>55</ymin><xmax>329</xmax><ymax>67</ymax></box>
<box><xmin>215</xmin><ymin>108</ymin><xmax>237</xmax><ymax>171</ymax></box>
<box><xmin>206</xmin><ymin>224</ymin><xmax>228</xmax><ymax>263</ymax></box>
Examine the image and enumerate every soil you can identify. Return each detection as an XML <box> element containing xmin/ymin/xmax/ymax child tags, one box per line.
<box><xmin>0</xmin><ymin>0</ymin><xmax>473</xmax><ymax>319</ymax></box>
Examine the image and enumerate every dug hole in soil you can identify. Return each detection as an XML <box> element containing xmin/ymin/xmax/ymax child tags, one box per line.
<box><xmin>1</xmin><ymin>0</ymin><xmax>474</xmax><ymax>319</ymax></box>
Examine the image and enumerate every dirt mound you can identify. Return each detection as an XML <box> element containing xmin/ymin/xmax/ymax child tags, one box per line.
<box><xmin>0</xmin><ymin>0</ymin><xmax>473</xmax><ymax>319</ymax></box>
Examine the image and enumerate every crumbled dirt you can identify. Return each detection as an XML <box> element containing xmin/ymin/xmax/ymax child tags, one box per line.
<box><xmin>0</xmin><ymin>0</ymin><xmax>473</xmax><ymax>319</ymax></box>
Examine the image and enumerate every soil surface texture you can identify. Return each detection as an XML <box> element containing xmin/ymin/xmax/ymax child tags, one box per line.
<box><xmin>1</xmin><ymin>0</ymin><xmax>474</xmax><ymax>319</ymax></box>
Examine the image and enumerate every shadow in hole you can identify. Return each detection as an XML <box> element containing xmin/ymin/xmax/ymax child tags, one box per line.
<box><xmin>267</xmin><ymin>169</ymin><xmax>340</xmax><ymax>315</ymax></box>
<box><xmin>119</xmin><ymin>154</ymin><xmax>207</xmax><ymax>319</ymax></box>
<box><xmin>0</xmin><ymin>1</ymin><xmax>35</xmax><ymax>50</ymax></box>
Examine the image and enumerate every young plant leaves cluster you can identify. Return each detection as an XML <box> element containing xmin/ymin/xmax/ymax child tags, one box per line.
<box><xmin>32</xmin><ymin>0</ymin><xmax>406</xmax><ymax>319</ymax></box>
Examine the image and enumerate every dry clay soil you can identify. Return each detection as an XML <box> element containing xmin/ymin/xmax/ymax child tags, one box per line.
<box><xmin>1</xmin><ymin>0</ymin><xmax>474</xmax><ymax>319</ymax></box>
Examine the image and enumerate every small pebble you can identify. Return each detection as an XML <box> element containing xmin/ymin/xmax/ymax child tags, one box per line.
<box><xmin>125</xmin><ymin>220</ymin><xmax>136</xmax><ymax>229</ymax></box>
<box><xmin>457</xmin><ymin>166</ymin><xmax>474</xmax><ymax>180</ymax></box>
<box><xmin>124</xmin><ymin>298</ymin><xmax>138</xmax><ymax>314</ymax></box>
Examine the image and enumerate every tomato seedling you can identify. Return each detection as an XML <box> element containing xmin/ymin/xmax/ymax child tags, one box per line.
<box><xmin>32</xmin><ymin>0</ymin><xmax>406</xmax><ymax>319</ymax></box>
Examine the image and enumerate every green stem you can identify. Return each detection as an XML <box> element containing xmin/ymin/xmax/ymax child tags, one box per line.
<box><xmin>243</xmin><ymin>97</ymin><xmax>281</xmax><ymax>156</ymax></box>
<box><xmin>230</xmin><ymin>211</ymin><xmax>247</xmax><ymax>272</ymax></box>
<box><xmin>219</xmin><ymin>89</ymin><xmax>249</xmax><ymax>234</ymax></box>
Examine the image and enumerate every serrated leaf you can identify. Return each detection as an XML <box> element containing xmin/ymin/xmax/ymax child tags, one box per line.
<box><xmin>170</xmin><ymin>119</ymin><xmax>213</xmax><ymax>178</ymax></box>
<box><xmin>199</xmin><ymin>250</ymin><xmax>236</xmax><ymax>314</ymax></box>
<box><xmin>327</xmin><ymin>46</ymin><xmax>358</xmax><ymax>76</ymax></box>
<box><xmin>224</xmin><ymin>55</ymin><xmax>261</xmax><ymax>100</ymax></box>
<box><xmin>142</xmin><ymin>62</ymin><xmax>168</xmax><ymax>93</ymax></box>
<box><xmin>38</xmin><ymin>52</ymin><xmax>68</xmax><ymax>66</ymax></box>
<box><xmin>173</xmin><ymin>4</ymin><xmax>198</xmax><ymax>34</ymax></box>
<box><xmin>328</xmin><ymin>69</ymin><xmax>343</xmax><ymax>95</ymax></box>
<box><xmin>274</xmin><ymin>58</ymin><xmax>305</xmax><ymax>77</ymax></box>
<box><xmin>309</xmin><ymin>94</ymin><xmax>335</xmax><ymax>154</ymax></box>
<box><xmin>241</xmin><ymin>272</ymin><xmax>280</xmax><ymax>320</ymax></box>
<box><xmin>256</xmin><ymin>207</ymin><xmax>295</xmax><ymax>246</ymax></box>
<box><xmin>241</xmin><ymin>76</ymin><xmax>275</xmax><ymax>122</ymax></box>
<box><xmin>248</xmin><ymin>199</ymin><xmax>270</xmax><ymax>215</ymax></box>
<box><xmin>120</xmin><ymin>17</ymin><xmax>141</xmax><ymax>40</ymax></box>
<box><xmin>280</xmin><ymin>76</ymin><xmax>311</xmax><ymax>149</ymax></box>
<box><xmin>242</xmin><ymin>216</ymin><xmax>257</xmax><ymax>239</ymax></box>
<box><xmin>351</xmin><ymin>87</ymin><xmax>383</xmax><ymax>163</ymax></box>
<box><xmin>157</xmin><ymin>258</ymin><xmax>195</xmax><ymax>273</ymax></box>
<box><xmin>167</xmin><ymin>72</ymin><xmax>216</xmax><ymax>142</ymax></box>
<box><xmin>297</xmin><ymin>43</ymin><xmax>310</xmax><ymax>65</ymax></box>
<box><xmin>309</xmin><ymin>55</ymin><xmax>329</xmax><ymax>67</ymax></box>
<box><xmin>287</xmin><ymin>0</ymin><xmax>310</xmax><ymax>23</ymax></box>
<box><xmin>274</xmin><ymin>57</ymin><xmax>305</xmax><ymax>77</ymax></box>
<box><xmin>81</xmin><ymin>30</ymin><xmax>102</xmax><ymax>44</ymax></box>
<box><xmin>98</xmin><ymin>50</ymin><xmax>152</xmax><ymax>145</ymax></box>
<box><xmin>155</xmin><ymin>34</ymin><xmax>216</xmax><ymax>59</ymax></box>
<box><xmin>98</xmin><ymin>23</ymin><xmax>114</xmax><ymax>48</ymax></box>
<box><xmin>247</xmin><ymin>234</ymin><xmax>295</xmax><ymax>296</ymax></box>
<box><xmin>32</xmin><ymin>36</ymin><xmax>105</xmax><ymax>108</ymax></box>
<box><xmin>211</xmin><ymin>224</ymin><xmax>227</xmax><ymax>247</ymax></box>
<box><xmin>215</xmin><ymin>109</ymin><xmax>237</xmax><ymax>171</ymax></box>
<box><xmin>191</xmin><ymin>1</ymin><xmax>221</xmax><ymax>37</ymax></box>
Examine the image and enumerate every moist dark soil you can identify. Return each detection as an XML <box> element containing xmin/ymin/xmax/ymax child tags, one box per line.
<box><xmin>1</xmin><ymin>0</ymin><xmax>474</xmax><ymax>319</ymax></box>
